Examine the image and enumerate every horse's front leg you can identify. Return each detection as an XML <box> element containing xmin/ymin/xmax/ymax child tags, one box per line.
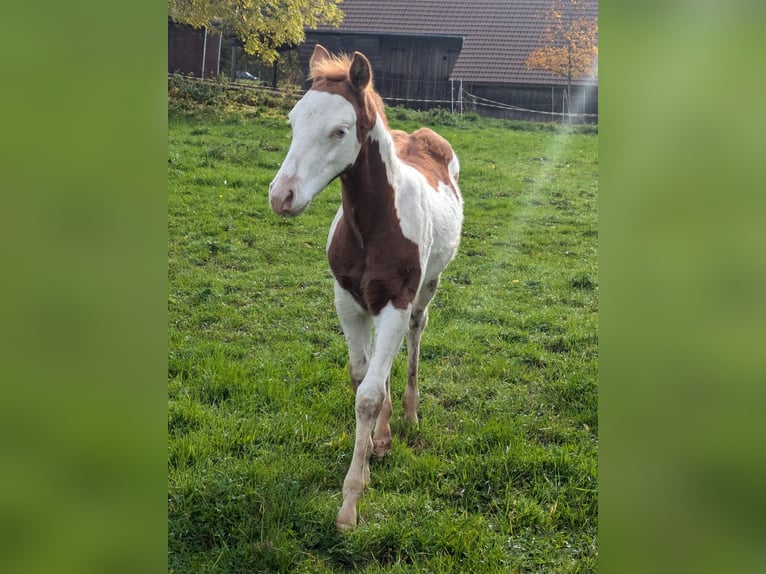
<box><xmin>336</xmin><ymin>302</ymin><xmax>410</xmax><ymax>531</ymax></box>
<box><xmin>334</xmin><ymin>282</ymin><xmax>372</xmax><ymax>391</ymax></box>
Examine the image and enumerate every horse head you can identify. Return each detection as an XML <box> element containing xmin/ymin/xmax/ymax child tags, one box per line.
<box><xmin>269</xmin><ymin>45</ymin><xmax>375</xmax><ymax>217</ymax></box>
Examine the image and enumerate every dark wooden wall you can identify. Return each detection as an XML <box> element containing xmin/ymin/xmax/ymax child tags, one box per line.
<box><xmin>300</xmin><ymin>32</ymin><xmax>462</xmax><ymax>108</ymax></box>
<box><xmin>464</xmin><ymin>83</ymin><xmax>598</xmax><ymax>123</ymax></box>
<box><xmin>168</xmin><ymin>20</ymin><xmax>221</xmax><ymax>78</ymax></box>
<box><xmin>299</xmin><ymin>32</ymin><xmax>597</xmax><ymax>123</ymax></box>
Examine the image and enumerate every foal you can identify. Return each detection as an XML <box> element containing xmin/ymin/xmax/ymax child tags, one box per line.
<box><xmin>269</xmin><ymin>45</ymin><xmax>463</xmax><ymax>530</ymax></box>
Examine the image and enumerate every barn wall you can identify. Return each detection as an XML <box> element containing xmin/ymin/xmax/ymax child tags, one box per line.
<box><xmin>298</xmin><ymin>33</ymin><xmax>382</xmax><ymax>84</ymax></box>
<box><xmin>377</xmin><ymin>36</ymin><xmax>461</xmax><ymax>105</ymax></box>
<box><xmin>168</xmin><ymin>20</ymin><xmax>221</xmax><ymax>78</ymax></box>
<box><xmin>300</xmin><ymin>32</ymin><xmax>461</xmax><ymax>107</ymax></box>
<box><xmin>464</xmin><ymin>83</ymin><xmax>598</xmax><ymax>123</ymax></box>
<box><xmin>299</xmin><ymin>32</ymin><xmax>597</xmax><ymax>123</ymax></box>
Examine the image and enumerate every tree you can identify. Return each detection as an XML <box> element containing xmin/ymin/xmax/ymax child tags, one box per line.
<box><xmin>524</xmin><ymin>0</ymin><xmax>598</xmax><ymax>121</ymax></box>
<box><xmin>168</xmin><ymin>0</ymin><xmax>344</xmax><ymax>64</ymax></box>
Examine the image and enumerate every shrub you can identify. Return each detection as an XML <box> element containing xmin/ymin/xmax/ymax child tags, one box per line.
<box><xmin>168</xmin><ymin>74</ymin><xmax>297</xmax><ymax>115</ymax></box>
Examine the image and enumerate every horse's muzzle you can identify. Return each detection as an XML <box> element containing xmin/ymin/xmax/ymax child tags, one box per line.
<box><xmin>269</xmin><ymin>175</ymin><xmax>300</xmax><ymax>216</ymax></box>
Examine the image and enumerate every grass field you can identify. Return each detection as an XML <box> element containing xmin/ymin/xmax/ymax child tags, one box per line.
<box><xmin>168</xmin><ymin>96</ymin><xmax>598</xmax><ymax>572</ymax></box>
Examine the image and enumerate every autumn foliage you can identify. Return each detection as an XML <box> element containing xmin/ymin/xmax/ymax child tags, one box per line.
<box><xmin>168</xmin><ymin>0</ymin><xmax>343</xmax><ymax>64</ymax></box>
<box><xmin>525</xmin><ymin>0</ymin><xmax>598</xmax><ymax>86</ymax></box>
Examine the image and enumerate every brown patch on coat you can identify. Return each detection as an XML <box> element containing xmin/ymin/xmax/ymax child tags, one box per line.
<box><xmin>328</xmin><ymin>139</ymin><xmax>422</xmax><ymax>315</ymax></box>
<box><xmin>392</xmin><ymin>128</ymin><xmax>460</xmax><ymax>196</ymax></box>
<box><xmin>308</xmin><ymin>46</ymin><xmax>432</xmax><ymax>315</ymax></box>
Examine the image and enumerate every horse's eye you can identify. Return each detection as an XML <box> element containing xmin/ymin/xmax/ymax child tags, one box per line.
<box><xmin>332</xmin><ymin>127</ymin><xmax>348</xmax><ymax>139</ymax></box>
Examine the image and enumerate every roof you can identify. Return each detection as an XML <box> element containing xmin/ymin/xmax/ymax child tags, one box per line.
<box><xmin>314</xmin><ymin>0</ymin><xmax>598</xmax><ymax>86</ymax></box>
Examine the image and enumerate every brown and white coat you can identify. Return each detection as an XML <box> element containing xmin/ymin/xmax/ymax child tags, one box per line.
<box><xmin>269</xmin><ymin>45</ymin><xmax>463</xmax><ymax>530</ymax></box>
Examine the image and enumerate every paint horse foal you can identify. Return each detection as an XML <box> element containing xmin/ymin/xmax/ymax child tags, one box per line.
<box><xmin>269</xmin><ymin>45</ymin><xmax>463</xmax><ymax>530</ymax></box>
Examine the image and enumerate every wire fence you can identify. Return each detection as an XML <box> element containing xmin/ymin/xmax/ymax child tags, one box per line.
<box><xmin>169</xmin><ymin>73</ymin><xmax>597</xmax><ymax>122</ymax></box>
<box><xmin>168</xmin><ymin>73</ymin><xmax>303</xmax><ymax>98</ymax></box>
<box><xmin>462</xmin><ymin>91</ymin><xmax>598</xmax><ymax>121</ymax></box>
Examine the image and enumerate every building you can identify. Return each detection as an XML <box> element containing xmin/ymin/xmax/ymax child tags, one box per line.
<box><xmin>168</xmin><ymin>18</ymin><xmax>222</xmax><ymax>78</ymax></box>
<box><xmin>300</xmin><ymin>0</ymin><xmax>598</xmax><ymax>122</ymax></box>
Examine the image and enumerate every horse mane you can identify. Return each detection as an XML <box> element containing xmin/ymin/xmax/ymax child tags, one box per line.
<box><xmin>309</xmin><ymin>52</ymin><xmax>387</xmax><ymax>129</ymax></box>
<box><xmin>309</xmin><ymin>53</ymin><xmax>357</xmax><ymax>83</ymax></box>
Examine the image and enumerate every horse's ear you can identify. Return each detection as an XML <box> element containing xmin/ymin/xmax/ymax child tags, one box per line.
<box><xmin>310</xmin><ymin>44</ymin><xmax>331</xmax><ymax>69</ymax></box>
<box><xmin>349</xmin><ymin>52</ymin><xmax>371</xmax><ymax>91</ymax></box>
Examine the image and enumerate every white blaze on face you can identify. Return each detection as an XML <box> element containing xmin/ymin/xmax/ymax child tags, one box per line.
<box><xmin>269</xmin><ymin>90</ymin><xmax>361</xmax><ymax>216</ymax></box>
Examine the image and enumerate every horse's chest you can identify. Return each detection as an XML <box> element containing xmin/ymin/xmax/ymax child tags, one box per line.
<box><xmin>328</xmin><ymin>217</ymin><xmax>422</xmax><ymax>315</ymax></box>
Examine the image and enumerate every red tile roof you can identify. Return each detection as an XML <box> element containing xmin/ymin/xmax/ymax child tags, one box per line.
<box><xmin>314</xmin><ymin>0</ymin><xmax>598</xmax><ymax>86</ymax></box>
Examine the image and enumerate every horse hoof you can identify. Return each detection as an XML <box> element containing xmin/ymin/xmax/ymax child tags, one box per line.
<box><xmin>336</xmin><ymin>520</ymin><xmax>356</xmax><ymax>532</ymax></box>
<box><xmin>336</xmin><ymin>509</ymin><xmax>357</xmax><ymax>531</ymax></box>
<box><xmin>403</xmin><ymin>413</ymin><xmax>419</xmax><ymax>426</ymax></box>
<box><xmin>373</xmin><ymin>438</ymin><xmax>392</xmax><ymax>457</ymax></box>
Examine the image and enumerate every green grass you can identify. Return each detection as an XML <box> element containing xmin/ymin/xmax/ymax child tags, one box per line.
<box><xmin>168</xmin><ymin>98</ymin><xmax>598</xmax><ymax>572</ymax></box>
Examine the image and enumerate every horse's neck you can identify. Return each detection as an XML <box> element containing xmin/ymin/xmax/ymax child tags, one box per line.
<box><xmin>363</xmin><ymin>114</ymin><xmax>398</xmax><ymax>182</ymax></box>
<box><xmin>340</xmin><ymin>115</ymin><xmax>399</xmax><ymax>238</ymax></box>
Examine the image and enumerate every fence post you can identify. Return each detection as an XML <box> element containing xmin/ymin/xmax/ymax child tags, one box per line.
<box><xmin>451</xmin><ymin>79</ymin><xmax>454</xmax><ymax>114</ymax></box>
<box><xmin>216</xmin><ymin>32</ymin><xmax>222</xmax><ymax>77</ymax></box>
<box><xmin>201</xmin><ymin>28</ymin><xmax>208</xmax><ymax>78</ymax></box>
<box><xmin>459</xmin><ymin>79</ymin><xmax>463</xmax><ymax>117</ymax></box>
<box><xmin>562</xmin><ymin>88</ymin><xmax>566</xmax><ymax>124</ymax></box>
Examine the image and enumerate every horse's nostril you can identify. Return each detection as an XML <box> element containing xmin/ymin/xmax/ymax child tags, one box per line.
<box><xmin>269</xmin><ymin>176</ymin><xmax>299</xmax><ymax>216</ymax></box>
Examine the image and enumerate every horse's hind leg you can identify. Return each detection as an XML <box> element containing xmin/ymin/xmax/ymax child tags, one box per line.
<box><xmin>404</xmin><ymin>276</ymin><xmax>440</xmax><ymax>424</ymax></box>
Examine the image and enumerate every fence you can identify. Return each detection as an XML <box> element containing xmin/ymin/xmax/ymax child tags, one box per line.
<box><xmin>169</xmin><ymin>73</ymin><xmax>598</xmax><ymax>123</ymax></box>
<box><xmin>368</xmin><ymin>72</ymin><xmax>598</xmax><ymax>123</ymax></box>
<box><xmin>460</xmin><ymin>90</ymin><xmax>598</xmax><ymax>123</ymax></box>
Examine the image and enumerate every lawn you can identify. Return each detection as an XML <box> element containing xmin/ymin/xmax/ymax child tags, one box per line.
<box><xmin>168</xmin><ymin>96</ymin><xmax>598</xmax><ymax>572</ymax></box>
